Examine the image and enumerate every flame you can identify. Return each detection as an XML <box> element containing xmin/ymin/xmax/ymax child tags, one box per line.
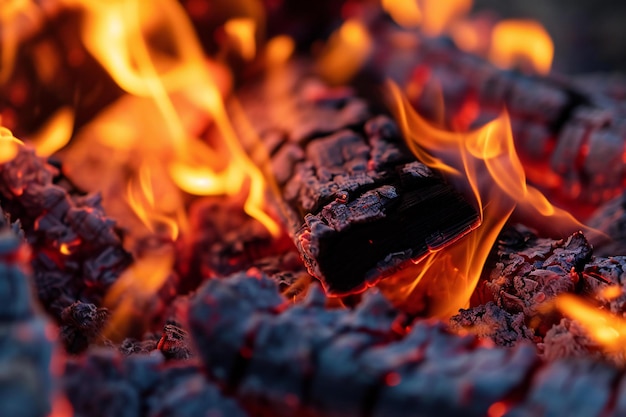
<box><xmin>0</xmin><ymin>126</ymin><xmax>24</xmax><ymax>164</ymax></box>
<box><xmin>381</xmin><ymin>82</ymin><xmax>589</xmax><ymax>317</ymax></box>
<box><xmin>60</xmin><ymin>0</ymin><xmax>278</xmax><ymax>237</ymax></box>
<box><xmin>488</xmin><ymin>19</ymin><xmax>554</xmax><ymax>74</ymax></box>
<box><xmin>419</xmin><ymin>0</ymin><xmax>472</xmax><ymax>36</ymax></box>
<box><xmin>28</xmin><ymin>107</ymin><xmax>75</xmax><ymax>157</ymax></box>
<box><xmin>223</xmin><ymin>17</ymin><xmax>257</xmax><ymax>60</ymax></box>
<box><xmin>382</xmin><ymin>0</ymin><xmax>422</xmax><ymax>28</ymax></box>
<box><xmin>265</xmin><ymin>35</ymin><xmax>295</xmax><ymax>67</ymax></box>
<box><xmin>316</xmin><ymin>19</ymin><xmax>372</xmax><ymax>85</ymax></box>
<box><xmin>556</xmin><ymin>294</ymin><xmax>626</xmax><ymax>355</ymax></box>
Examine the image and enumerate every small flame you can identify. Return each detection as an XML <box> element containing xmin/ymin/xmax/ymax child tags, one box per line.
<box><xmin>382</xmin><ymin>0</ymin><xmax>422</xmax><ymax>28</ymax></box>
<box><xmin>556</xmin><ymin>294</ymin><xmax>626</xmax><ymax>354</ymax></box>
<box><xmin>419</xmin><ymin>0</ymin><xmax>472</xmax><ymax>36</ymax></box>
<box><xmin>0</xmin><ymin>126</ymin><xmax>23</xmax><ymax>164</ymax></box>
<box><xmin>223</xmin><ymin>17</ymin><xmax>257</xmax><ymax>61</ymax></box>
<box><xmin>316</xmin><ymin>19</ymin><xmax>372</xmax><ymax>85</ymax></box>
<box><xmin>29</xmin><ymin>107</ymin><xmax>75</xmax><ymax>157</ymax></box>
<box><xmin>381</xmin><ymin>82</ymin><xmax>589</xmax><ymax>317</ymax></box>
<box><xmin>489</xmin><ymin>19</ymin><xmax>554</xmax><ymax>74</ymax></box>
<box><xmin>265</xmin><ymin>35</ymin><xmax>295</xmax><ymax>67</ymax></box>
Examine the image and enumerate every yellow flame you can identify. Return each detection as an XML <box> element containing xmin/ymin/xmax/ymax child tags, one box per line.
<box><xmin>70</xmin><ymin>0</ymin><xmax>278</xmax><ymax>236</ymax></box>
<box><xmin>489</xmin><ymin>19</ymin><xmax>554</xmax><ymax>75</ymax></box>
<box><xmin>599</xmin><ymin>285</ymin><xmax>623</xmax><ymax>300</ymax></box>
<box><xmin>556</xmin><ymin>294</ymin><xmax>626</xmax><ymax>354</ymax></box>
<box><xmin>381</xmin><ymin>82</ymin><xmax>589</xmax><ymax>317</ymax></box>
<box><xmin>316</xmin><ymin>19</ymin><xmax>372</xmax><ymax>85</ymax></box>
<box><xmin>28</xmin><ymin>107</ymin><xmax>75</xmax><ymax>157</ymax></box>
<box><xmin>419</xmin><ymin>0</ymin><xmax>472</xmax><ymax>36</ymax></box>
<box><xmin>224</xmin><ymin>17</ymin><xmax>257</xmax><ymax>60</ymax></box>
<box><xmin>0</xmin><ymin>126</ymin><xmax>24</xmax><ymax>164</ymax></box>
<box><xmin>382</xmin><ymin>0</ymin><xmax>422</xmax><ymax>28</ymax></box>
<box><xmin>265</xmin><ymin>35</ymin><xmax>295</xmax><ymax>67</ymax></box>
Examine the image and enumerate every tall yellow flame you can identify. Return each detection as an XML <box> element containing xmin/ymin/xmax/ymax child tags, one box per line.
<box><xmin>381</xmin><ymin>82</ymin><xmax>590</xmax><ymax>317</ymax></box>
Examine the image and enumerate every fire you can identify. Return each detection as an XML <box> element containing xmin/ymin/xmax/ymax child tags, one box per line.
<box><xmin>223</xmin><ymin>17</ymin><xmax>257</xmax><ymax>60</ymax></box>
<box><xmin>382</xmin><ymin>0</ymin><xmax>472</xmax><ymax>35</ymax></box>
<box><xmin>0</xmin><ymin>126</ymin><xmax>23</xmax><ymax>164</ymax></box>
<box><xmin>316</xmin><ymin>19</ymin><xmax>372</xmax><ymax>85</ymax></box>
<box><xmin>381</xmin><ymin>0</ymin><xmax>422</xmax><ymax>28</ymax></box>
<box><xmin>556</xmin><ymin>294</ymin><xmax>626</xmax><ymax>355</ymax></box>
<box><xmin>29</xmin><ymin>107</ymin><xmax>75</xmax><ymax>157</ymax></box>
<box><xmin>488</xmin><ymin>19</ymin><xmax>554</xmax><ymax>75</ymax></box>
<box><xmin>381</xmin><ymin>82</ymin><xmax>589</xmax><ymax>317</ymax></box>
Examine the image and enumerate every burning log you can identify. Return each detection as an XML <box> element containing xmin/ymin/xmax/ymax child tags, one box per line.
<box><xmin>188</xmin><ymin>271</ymin><xmax>626</xmax><ymax>417</ymax></box>
<box><xmin>0</xmin><ymin>211</ymin><xmax>53</xmax><ymax>417</ymax></box>
<box><xmin>366</xmin><ymin>22</ymin><xmax>626</xmax><ymax>212</ymax></box>
<box><xmin>236</xmin><ymin>69</ymin><xmax>480</xmax><ymax>294</ymax></box>
<box><xmin>0</xmin><ymin>143</ymin><xmax>132</xmax><ymax>344</ymax></box>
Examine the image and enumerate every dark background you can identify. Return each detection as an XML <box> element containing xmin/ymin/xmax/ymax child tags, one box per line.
<box><xmin>473</xmin><ymin>0</ymin><xmax>626</xmax><ymax>74</ymax></box>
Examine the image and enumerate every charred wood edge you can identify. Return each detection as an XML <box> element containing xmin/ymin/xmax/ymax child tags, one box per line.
<box><xmin>62</xmin><ymin>351</ymin><xmax>249</xmax><ymax>417</ymax></box>
<box><xmin>0</xmin><ymin>210</ymin><xmax>53</xmax><ymax>416</ymax></box>
<box><xmin>189</xmin><ymin>271</ymin><xmax>626</xmax><ymax>417</ymax></box>
<box><xmin>234</xmin><ymin>64</ymin><xmax>480</xmax><ymax>295</ymax></box>
<box><xmin>0</xmin><ymin>145</ymin><xmax>132</xmax><ymax>334</ymax></box>
<box><xmin>365</xmin><ymin>21</ymin><xmax>626</xmax><ymax>204</ymax></box>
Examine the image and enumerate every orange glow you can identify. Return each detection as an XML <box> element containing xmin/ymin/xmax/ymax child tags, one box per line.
<box><xmin>419</xmin><ymin>0</ymin><xmax>472</xmax><ymax>36</ymax></box>
<box><xmin>599</xmin><ymin>285</ymin><xmax>623</xmax><ymax>300</ymax></box>
<box><xmin>104</xmin><ymin>244</ymin><xmax>175</xmax><ymax>340</ymax></box>
<box><xmin>48</xmin><ymin>394</ymin><xmax>74</xmax><ymax>417</ymax></box>
<box><xmin>382</xmin><ymin>0</ymin><xmax>422</xmax><ymax>28</ymax></box>
<box><xmin>29</xmin><ymin>107</ymin><xmax>75</xmax><ymax>157</ymax></box>
<box><xmin>489</xmin><ymin>19</ymin><xmax>554</xmax><ymax>74</ymax></box>
<box><xmin>59</xmin><ymin>243</ymin><xmax>71</xmax><ymax>256</ymax></box>
<box><xmin>556</xmin><ymin>294</ymin><xmax>626</xmax><ymax>354</ymax></box>
<box><xmin>265</xmin><ymin>35</ymin><xmax>295</xmax><ymax>67</ymax></box>
<box><xmin>316</xmin><ymin>19</ymin><xmax>372</xmax><ymax>85</ymax></box>
<box><xmin>487</xmin><ymin>401</ymin><xmax>508</xmax><ymax>417</ymax></box>
<box><xmin>0</xmin><ymin>126</ymin><xmax>24</xmax><ymax>164</ymax></box>
<box><xmin>59</xmin><ymin>0</ymin><xmax>278</xmax><ymax>238</ymax></box>
<box><xmin>381</xmin><ymin>82</ymin><xmax>589</xmax><ymax>317</ymax></box>
<box><xmin>223</xmin><ymin>17</ymin><xmax>257</xmax><ymax>60</ymax></box>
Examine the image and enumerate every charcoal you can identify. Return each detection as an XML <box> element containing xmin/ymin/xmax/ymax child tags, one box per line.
<box><xmin>539</xmin><ymin>318</ymin><xmax>603</xmax><ymax>363</ymax></box>
<box><xmin>0</xmin><ymin>218</ymin><xmax>53</xmax><ymax>417</ymax></box>
<box><xmin>60</xmin><ymin>301</ymin><xmax>109</xmax><ymax>354</ymax></box>
<box><xmin>0</xmin><ymin>145</ymin><xmax>132</xmax><ymax>322</ymax></box>
<box><xmin>156</xmin><ymin>322</ymin><xmax>192</xmax><ymax>360</ymax></box>
<box><xmin>450</xmin><ymin>302</ymin><xmax>535</xmax><ymax>347</ymax></box>
<box><xmin>236</xmin><ymin>71</ymin><xmax>480</xmax><ymax>294</ymax></box>
<box><xmin>587</xmin><ymin>191</ymin><xmax>626</xmax><ymax>256</ymax></box>
<box><xmin>63</xmin><ymin>349</ymin><xmax>248</xmax><ymax>417</ymax></box>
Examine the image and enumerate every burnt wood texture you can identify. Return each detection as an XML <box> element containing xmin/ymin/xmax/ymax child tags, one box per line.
<box><xmin>189</xmin><ymin>271</ymin><xmax>626</xmax><ymax>417</ymax></box>
<box><xmin>236</xmin><ymin>70</ymin><xmax>480</xmax><ymax>294</ymax></box>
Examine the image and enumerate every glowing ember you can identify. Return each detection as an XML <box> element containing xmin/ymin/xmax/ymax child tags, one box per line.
<box><xmin>223</xmin><ymin>17</ymin><xmax>257</xmax><ymax>60</ymax></box>
<box><xmin>382</xmin><ymin>0</ymin><xmax>422</xmax><ymax>28</ymax></box>
<box><xmin>489</xmin><ymin>19</ymin><xmax>554</xmax><ymax>75</ymax></box>
<box><xmin>382</xmin><ymin>82</ymin><xmax>589</xmax><ymax>317</ymax></box>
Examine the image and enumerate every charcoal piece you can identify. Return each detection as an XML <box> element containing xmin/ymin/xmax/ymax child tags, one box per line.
<box><xmin>63</xmin><ymin>348</ymin><xmax>248</xmax><ymax>417</ymax></box>
<box><xmin>60</xmin><ymin>301</ymin><xmax>109</xmax><ymax>354</ymax></box>
<box><xmin>237</xmin><ymin>75</ymin><xmax>480</xmax><ymax>294</ymax></box>
<box><xmin>580</xmin><ymin>256</ymin><xmax>626</xmax><ymax>313</ymax></box>
<box><xmin>0</xmin><ymin>221</ymin><xmax>53</xmax><ymax>417</ymax></box>
<box><xmin>587</xmin><ymin>191</ymin><xmax>626</xmax><ymax>256</ymax></box>
<box><xmin>481</xmin><ymin>227</ymin><xmax>592</xmax><ymax>330</ymax></box>
<box><xmin>539</xmin><ymin>318</ymin><xmax>602</xmax><ymax>363</ymax></box>
<box><xmin>450</xmin><ymin>302</ymin><xmax>535</xmax><ymax>347</ymax></box>
<box><xmin>156</xmin><ymin>322</ymin><xmax>192</xmax><ymax>360</ymax></box>
<box><xmin>0</xmin><ymin>145</ymin><xmax>132</xmax><ymax>321</ymax></box>
<box><xmin>504</xmin><ymin>359</ymin><xmax>618</xmax><ymax>417</ymax></box>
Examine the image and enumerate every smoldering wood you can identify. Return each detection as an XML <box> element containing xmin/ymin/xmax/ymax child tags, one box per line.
<box><xmin>188</xmin><ymin>271</ymin><xmax>626</xmax><ymax>417</ymax></box>
<box><xmin>365</xmin><ymin>21</ymin><xmax>626</xmax><ymax>212</ymax></box>
<box><xmin>0</xmin><ymin>220</ymin><xmax>53</xmax><ymax>417</ymax></box>
<box><xmin>0</xmin><ymin>146</ymin><xmax>132</xmax><ymax>323</ymax></box>
<box><xmin>236</xmin><ymin>70</ymin><xmax>480</xmax><ymax>295</ymax></box>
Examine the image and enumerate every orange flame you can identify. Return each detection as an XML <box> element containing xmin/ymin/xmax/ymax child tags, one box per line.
<box><xmin>316</xmin><ymin>19</ymin><xmax>372</xmax><ymax>85</ymax></box>
<box><xmin>489</xmin><ymin>19</ymin><xmax>554</xmax><ymax>75</ymax></box>
<box><xmin>419</xmin><ymin>0</ymin><xmax>472</xmax><ymax>36</ymax></box>
<box><xmin>71</xmin><ymin>0</ymin><xmax>278</xmax><ymax>236</ymax></box>
<box><xmin>382</xmin><ymin>0</ymin><xmax>422</xmax><ymax>28</ymax></box>
<box><xmin>556</xmin><ymin>294</ymin><xmax>626</xmax><ymax>355</ymax></box>
<box><xmin>381</xmin><ymin>82</ymin><xmax>590</xmax><ymax>317</ymax></box>
<box><xmin>0</xmin><ymin>126</ymin><xmax>23</xmax><ymax>164</ymax></box>
<box><xmin>223</xmin><ymin>17</ymin><xmax>257</xmax><ymax>60</ymax></box>
<box><xmin>29</xmin><ymin>107</ymin><xmax>75</xmax><ymax>157</ymax></box>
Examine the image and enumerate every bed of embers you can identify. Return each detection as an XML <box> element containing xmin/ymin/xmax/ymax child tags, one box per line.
<box><xmin>3</xmin><ymin>1</ymin><xmax>626</xmax><ymax>417</ymax></box>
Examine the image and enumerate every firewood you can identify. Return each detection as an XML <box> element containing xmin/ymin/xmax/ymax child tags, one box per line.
<box><xmin>188</xmin><ymin>271</ymin><xmax>626</xmax><ymax>417</ymax></box>
<box><xmin>0</xmin><ymin>216</ymin><xmax>53</xmax><ymax>417</ymax></box>
<box><xmin>0</xmin><ymin>145</ymin><xmax>132</xmax><ymax>324</ymax></box>
<box><xmin>236</xmin><ymin>69</ymin><xmax>480</xmax><ymax>295</ymax></box>
<box><xmin>365</xmin><ymin>22</ymin><xmax>626</xmax><ymax>210</ymax></box>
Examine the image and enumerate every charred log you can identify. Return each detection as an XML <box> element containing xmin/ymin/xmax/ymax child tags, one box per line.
<box><xmin>188</xmin><ymin>271</ymin><xmax>626</xmax><ymax>417</ymax></box>
<box><xmin>236</xmin><ymin>69</ymin><xmax>480</xmax><ymax>295</ymax></box>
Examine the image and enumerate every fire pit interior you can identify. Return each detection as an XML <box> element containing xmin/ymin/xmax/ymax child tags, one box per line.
<box><xmin>2</xmin><ymin>1</ymin><xmax>626</xmax><ymax>416</ymax></box>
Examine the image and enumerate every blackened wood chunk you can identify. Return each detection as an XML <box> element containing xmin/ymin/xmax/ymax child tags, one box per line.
<box><xmin>238</xmin><ymin>74</ymin><xmax>480</xmax><ymax>295</ymax></box>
